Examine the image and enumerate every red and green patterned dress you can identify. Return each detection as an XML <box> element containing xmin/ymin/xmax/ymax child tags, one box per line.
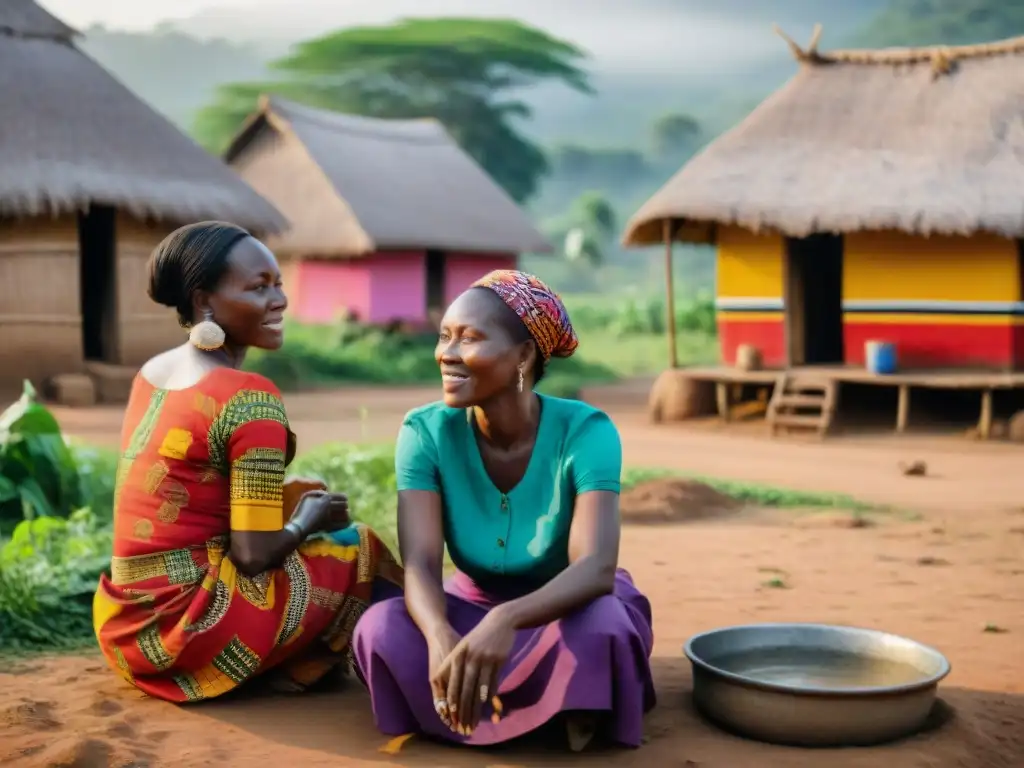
<box><xmin>92</xmin><ymin>367</ymin><xmax>402</xmax><ymax>702</ymax></box>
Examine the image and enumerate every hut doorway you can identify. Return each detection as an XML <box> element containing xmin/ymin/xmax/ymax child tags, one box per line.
<box><xmin>425</xmin><ymin>249</ymin><xmax>447</xmax><ymax>317</ymax></box>
<box><xmin>78</xmin><ymin>205</ymin><xmax>118</xmax><ymax>362</ymax></box>
<box><xmin>784</xmin><ymin>234</ymin><xmax>844</xmax><ymax>366</ymax></box>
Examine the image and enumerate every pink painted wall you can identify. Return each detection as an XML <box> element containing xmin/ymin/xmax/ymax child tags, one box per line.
<box><xmin>290</xmin><ymin>251</ymin><xmax>519</xmax><ymax>325</ymax></box>
<box><xmin>366</xmin><ymin>251</ymin><xmax>426</xmax><ymax>324</ymax></box>
<box><xmin>444</xmin><ymin>252</ymin><xmax>517</xmax><ymax>306</ymax></box>
<box><xmin>293</xmin><ymin>260</ymin><xmax>371</xmax><ymax>323</ymax></box>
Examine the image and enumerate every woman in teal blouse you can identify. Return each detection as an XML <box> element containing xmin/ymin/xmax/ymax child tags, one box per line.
<box><xmin>352</xmin><ymin>270</ymin><xmax>656</xmax><ymax>751</ymax></box>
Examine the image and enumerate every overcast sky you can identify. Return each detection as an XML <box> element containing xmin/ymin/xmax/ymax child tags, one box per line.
<box><xmin>40</xmin><ymin>0</ymin><xmax>249</xmax><ymax>29</ymax></box>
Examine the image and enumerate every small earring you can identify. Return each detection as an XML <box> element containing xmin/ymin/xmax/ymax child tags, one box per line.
<box><xmin>517</xmin><ymin>365</ymin><xmax>525</xmax><ymax>394</ymax></box>
<box><xmin>189</xmin><ymin>309</ymin><xmax>226</xmax><ymax>351</ymax></box>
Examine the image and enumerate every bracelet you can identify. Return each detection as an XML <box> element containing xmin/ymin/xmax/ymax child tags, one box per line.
<box><xmin>284</xmin><ymin>520</ymin><xmax>306</xmax><ymax>541</ymax></box>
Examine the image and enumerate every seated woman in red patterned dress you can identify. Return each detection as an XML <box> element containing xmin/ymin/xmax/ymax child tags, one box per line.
<box><xmin>92</xmin><ymin>221</ymin><xmax>402</xmax><ymax>702</ymax></box>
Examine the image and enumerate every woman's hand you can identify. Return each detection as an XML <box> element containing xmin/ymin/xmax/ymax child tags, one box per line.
<box><xmin>324</xmin><ymin>492</ymin><xmax>350</xmax><ymax>531</ymax></box>
<box><xmin>440</xmin><ymin>609</ymin><xmax>516</xmax><ymax>733</ymax></box>
<box><xmin>283</xmin><ymin>476</ymin><xmax>327</xmax><ymax>519</ymax></box>
<box><xmin>427</xmin><ymin>625</ymin><xmax>461</xmax><ymax>729</ymax></box>
<box><xmin>289</xmin><ymin>490</ymin><xmax>351</xmax><ymax>534</ymax></box>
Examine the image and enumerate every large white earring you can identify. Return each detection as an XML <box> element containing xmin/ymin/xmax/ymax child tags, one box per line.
<box><xmin>517</xmin><ymin>365</ymin><xmax>525</xmax><ymax>393</ymax></box>
<box><xmin>189</xmin><ymin>309</ymin><xmax>225</xmax><ymax>351</ymax></box>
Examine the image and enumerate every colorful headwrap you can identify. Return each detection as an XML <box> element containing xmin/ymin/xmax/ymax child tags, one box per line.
<box><xmin>471</xmin><ymin>269</ymin><xmax>579</xmax><ymax>360</ymax></box>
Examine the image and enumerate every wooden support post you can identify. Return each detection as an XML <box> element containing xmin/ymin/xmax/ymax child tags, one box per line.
<box><xmin>716</xmin><ymin>382</ymin><xmax>730</xmax><ymax>421</ymax></box>
<box><xmin>663</xmin><ymin>218</ymin><xmax>678</xmax><ymax>369</ymax></box>
<box><xmin>979</xmin><ymin>389</ymin><xmax>993</xmax><ymax>439</ymax></box>
<box><xmin>896</xmin><ymin>384</ymin><xmax>910</xmax><ymax>433</ymax></box>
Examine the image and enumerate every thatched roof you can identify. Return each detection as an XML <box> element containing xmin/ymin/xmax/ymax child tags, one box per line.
<box><xmin>624</xmin><ymin>28</ymin><xmax>1024</xmax><ymax>246</ymax></box>
<box><xmin>224</xmin><ymin>96</ymin><xmax>551</xmax><ymax>257</ymax></box>
<box><xmin>0</xmin><ymin>0</ymin><xmax>76</xmax><ymax>39</ymax></box>
<box><xmin>0</xmin><ymin>1</ymin><xmax>285</xmax><ymax>233</ymax></box>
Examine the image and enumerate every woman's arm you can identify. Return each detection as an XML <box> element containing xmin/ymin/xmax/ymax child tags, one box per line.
<box><xmin>219</xmin><ymin>382</ymin><xmax>328</xmax><ymax>576</ymax></box>
<box><xmin>394</xmin><ymin>420</ymin><xmax>453</xmax><ymax>643</ymax></box>
<box><xmin>399</xmin><ymin>489</ymin><xmax>455</xmax><ymax>642</ymax></box>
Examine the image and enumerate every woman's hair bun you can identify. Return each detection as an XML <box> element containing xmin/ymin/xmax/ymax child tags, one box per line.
<box><xmin>147</xmin><ymin>248</ymin><xmax>185</xmax><ymax>309</ymax></box>
<box><xmin>146</xmin><ymin>221</ymin><xmax>251</xmax><ymax>325</ymax></box>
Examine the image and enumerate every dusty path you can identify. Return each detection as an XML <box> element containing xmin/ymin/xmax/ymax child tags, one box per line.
<box><xmin>2</xmin><ymin>384</ymin><xmax>1022</xmax><ymax>767</ymax></box>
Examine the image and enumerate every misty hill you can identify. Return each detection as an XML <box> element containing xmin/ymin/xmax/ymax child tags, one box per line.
<box><xmin>854</xmin><ymin>0</ymin><xmax>1024</xmax><ymax>47</ymax></box>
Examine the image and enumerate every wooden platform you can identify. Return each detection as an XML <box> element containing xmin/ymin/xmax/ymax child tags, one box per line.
<box><xmin>675</xmin><ymin>365</ymin><xmax>1024</xmax><ymax>439</ymax></box>
<box><xmin>679</xmin><ymin>365</ymin><xmax>1024</xmax><ymax>389</ymax></box>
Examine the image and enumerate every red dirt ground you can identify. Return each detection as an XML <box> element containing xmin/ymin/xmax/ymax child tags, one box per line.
<box><xmin>2</xmin><ymin>384</ymin><xmax>1023</xmax><ymax>767</ymax></box>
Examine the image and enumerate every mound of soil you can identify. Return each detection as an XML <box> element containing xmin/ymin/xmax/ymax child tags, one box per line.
<box><xmin>620</xmin><ymin>478</ymin><xmax>742</xmax><ymax>524</ymax></box>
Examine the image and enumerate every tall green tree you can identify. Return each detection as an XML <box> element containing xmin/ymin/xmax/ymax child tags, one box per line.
<box><xmin>193</xmin><ymin>18</ymin><xmax>592</xmax><ymax>203</ymax></box>
<box><xmin>649</xmin><ymin>112</ymin><xmax>702</xmax><ymax>160</ymax></box>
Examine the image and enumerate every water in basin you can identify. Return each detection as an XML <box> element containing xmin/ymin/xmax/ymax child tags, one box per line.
<box><xmin>711</xmin><ymin>646</ymin><xmax>930</xmax><ymax>689</ymax></box>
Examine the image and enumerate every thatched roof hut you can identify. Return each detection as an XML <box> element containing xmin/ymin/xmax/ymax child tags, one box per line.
<box><xmin>623</xmin><ymin>30</ymin><xmax>1024</xmax><ymax>246</ymax></box>
<box><xmin>225</xmin><ymin>96</ymin><xmax>550</xmax><ymax>257</ymax></box>
<box><xmin>0</xmin><ymin>1</ymin><xmax>285</xmax><ymax>399</ymax></box>
<box><xmin>0</xmin><ymin>0</ymin><xmax>284</xmax><ymax>231</ymax></box>
<box><xmin>624</xmin><ymin>30</ymin><xmax>1024</xmax><ymax>378</ymax></box>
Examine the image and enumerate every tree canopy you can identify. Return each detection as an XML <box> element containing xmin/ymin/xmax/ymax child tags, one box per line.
<box><xmin>855</xmin><ymin>0</ymin><xmax>1023</xmax><ymax>47</ymax></box>
<box><xmin>649</xmin><ymin>112</ymin><xmax>702</xmax><ymax>159</ymax></box>
<box><xmin>193</xmin><ymin>18</ymin><xmax>592</xmax><ymax>203</ymax></box>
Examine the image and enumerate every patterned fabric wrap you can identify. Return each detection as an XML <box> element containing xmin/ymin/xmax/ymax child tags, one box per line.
<box><xmin>471</xmin><ymin>270</ymin><xmax>579</xmax><ymax>360</ymax></box>
<box><xmin>92</xmin><ymin>368</ymin><xmax>402</xmax><ymax>703</ymax></box>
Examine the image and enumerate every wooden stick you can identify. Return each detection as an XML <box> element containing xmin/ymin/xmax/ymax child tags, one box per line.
<box><xmin>979</xmin><ymin>389</ymin><xmax>993</xmax><ymax>439</ymax></box>
<box><xmin>896</xmin><ymin>384</ymin><xmax>910</xmax><ymax>433</ymax></box>
<box><xmin>663</xmin><ymin>218</ymin><xmax>678</xmax><ymax>369</ymax></box>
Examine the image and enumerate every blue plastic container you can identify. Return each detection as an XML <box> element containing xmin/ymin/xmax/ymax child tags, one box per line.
<box><xmin>865</xmin><ymin>341</ymin><xmax>897</xmax><ymax>374</ymax></box>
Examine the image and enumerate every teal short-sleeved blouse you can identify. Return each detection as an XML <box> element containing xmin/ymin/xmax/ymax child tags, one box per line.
<box><xmin>395</xmin><ymin>394</ymin><xmax>622</xmax><ymax>589</ymax></box>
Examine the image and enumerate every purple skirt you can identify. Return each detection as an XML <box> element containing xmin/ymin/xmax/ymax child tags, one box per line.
<box><xmin>351</xmin><ymin>568</ymin><xmax>656</xmax><ymax>747</ymax></box>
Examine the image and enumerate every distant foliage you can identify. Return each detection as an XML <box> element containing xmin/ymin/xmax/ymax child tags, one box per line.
<box><xmin>562</xmin><ymin>293</ymin><xmax>716</xmax><ymax>337</ymax></box>
<box><xmin>79</xmin><ymin>24</ymin><xmax>269</xmax><ymax>129</ymax></box>
<box><xmin>855</xmin><ymin>0</ymin><xmax>1023</xmax><ymax>46</ymax></box>
<box><xmin>193</xmin><ymin>18</ymin><xmax>593</xmax><ymax>203</ymax></box>
<box><xmin>649</xmin><ymin>112</ymin><xmax>702</xmax><ymax>160</ymax></box>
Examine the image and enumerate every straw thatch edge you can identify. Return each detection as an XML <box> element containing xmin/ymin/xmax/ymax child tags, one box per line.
<box><xmin>621</xmin><ymin>27</ymin><xmax>1024</xmax><ymax>248</ymax></box>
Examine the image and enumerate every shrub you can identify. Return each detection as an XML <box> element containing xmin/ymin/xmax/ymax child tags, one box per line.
<box><xmin>1</xmin><ymin>382</ymin><xmax>90</xmax><ymax>536</ymax></box>
<box><xmin>0</xmin><ymin>509</ymin><xmax>112</xmax><ymax>652</ymax></box>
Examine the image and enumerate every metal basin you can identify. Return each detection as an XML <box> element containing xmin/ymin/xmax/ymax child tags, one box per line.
<box><xmin>683</xmin><ymin>623</ymin><xmax>951</xmax><ymax>747</ymax></box>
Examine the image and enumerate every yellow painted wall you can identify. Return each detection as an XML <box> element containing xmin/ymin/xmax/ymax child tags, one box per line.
<box><xmin>843</xmin><ymin>231</ymin><xmax>1020</xmax><ymax>302</ymax></box>
<box><xmin>716</xmin><ymin>226</ymin><xmax>784</xmax><ymax>298</ymax></box>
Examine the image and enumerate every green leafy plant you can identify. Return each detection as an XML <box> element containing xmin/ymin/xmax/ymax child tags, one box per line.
<box><xmin>0</xmin><ymin>509</ymin><xmax>112</xmax><ymax>652</ymax></box>
<box><xmin>0</xmin><ymin>381</ymin><xmax>83</xmax><ymax>536</ymax></box>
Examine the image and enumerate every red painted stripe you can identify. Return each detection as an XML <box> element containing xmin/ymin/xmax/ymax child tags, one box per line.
<box><xmin>845</xmin><ymin>322</ymin><xmax>1014</xmax><ymax>367</ymax></box>
<box><xmin>718</xmin><ymin>318</ymin><xmax>1022</xmax><ymax>368</ymax></box>
<box><xmin>718</xmin><ymin>318</ymin><xmax>786</xmax><ymax>367</ymax></box>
